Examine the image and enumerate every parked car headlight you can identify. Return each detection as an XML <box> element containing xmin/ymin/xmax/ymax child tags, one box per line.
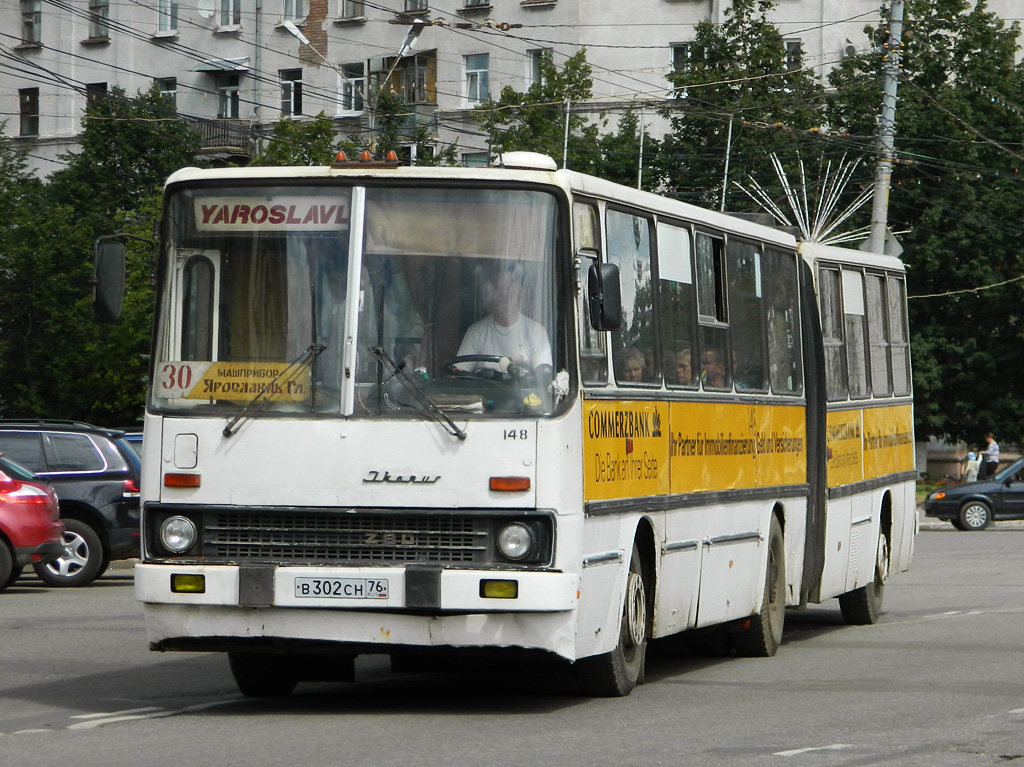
<box><xmin>159</xmin><ymin>516</ymin><xmax>197</xmax><ymax>553</ymax></box>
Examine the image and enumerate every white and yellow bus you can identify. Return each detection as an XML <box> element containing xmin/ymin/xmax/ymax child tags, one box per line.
<box><xmin>119</xmin><ymin>151</ymin><xmax>915</xmax><ymax>697</ymax></box>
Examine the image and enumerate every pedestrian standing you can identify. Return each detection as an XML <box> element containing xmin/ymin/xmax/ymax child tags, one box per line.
<box><xmin>981</xmin><ymin>433</ymin><xmax>1000</xmax><ymax>479</ymax></box>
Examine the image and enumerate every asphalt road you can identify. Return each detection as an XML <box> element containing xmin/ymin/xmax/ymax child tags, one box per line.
<box><xmin>3</xmin><ymin>526</ymin><xmax>1024</xmax><ymax>767</ymax></box>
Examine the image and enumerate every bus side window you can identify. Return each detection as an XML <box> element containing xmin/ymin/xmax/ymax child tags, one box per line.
<box><xmin>842</xmin><ymin>269</ymin><xmax>869</xmax><ymax>399</ymax></box>
<box><xmin>727</xmin><ymin>239</ymin><xmax>766</xmax><ymax>391</ymax></box>
<box><xmin>695</xmin><ymin>232</ymin><xmax>729</xmax><ymax>389</ymax></box>
<box><xmin>765</xmin><ymin>248</ymin><xmax>802</xmax><ymax>395</ymax></box>
<box><xmin>657</xmin><ymin>222</ymin><xmax>697</xmax><ymax>388</ymax></box>
<box><xmin>818</xmin><ymin>266</ymin><xmax>847</xmax><ymax>400</ymax></box>
<box><xmin>607</xmin><ymin>210</ymin><xmax>657</xmax><ymax>385</ymax></box>
<box><xmin>181</xmin><ymin>254</ymin><xmax>217</xmax><ymax>361</ymax></box>
<box><xmin>866</xmin><ymin>273</ymin><xmax>891</xmax><ymax>396</ymax></box>
<box><xmin>574</xmin><ymin>201</ymin><xmax>607</xmax><ymax>384</ymax></box>
<box><xmin>888</xmin><ymin>275</ymin><xmax>911</xmax><ymax>396</ymax></box>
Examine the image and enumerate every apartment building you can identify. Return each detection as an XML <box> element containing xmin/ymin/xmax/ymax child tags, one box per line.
<box><xmin>2</xmin><ymin>1</ymin><xmax>1019</xmax><ymax>175</ymax></box>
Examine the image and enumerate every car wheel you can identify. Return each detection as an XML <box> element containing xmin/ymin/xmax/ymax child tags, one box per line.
<box><xmin>3</xmin><ymin>565</ymin><xmax>24</xmax><ymax>590</ymax></box>
<box><xmin>32</xmin><ymin>519</ymin><xmax>105</xmax><ymax>586</ymax></box>
<box><xmin>0</xmin><ymin>542</ymin><xmax>13</xmax><ymax>593</ymax></box>
<box><xmin>957</xmin><ymin>501</ymin><xmax>991</xmax><ymax>531</ymax></box>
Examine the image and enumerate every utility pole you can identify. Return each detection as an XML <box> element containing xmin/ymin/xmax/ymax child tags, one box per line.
<box><xmin>866</xmin><ymin>0</ymin><xmax>904</xmax><ymax>254</ymax></box>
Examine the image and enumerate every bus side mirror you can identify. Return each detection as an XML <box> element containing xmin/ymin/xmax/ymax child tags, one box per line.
<box><xmin>93</xmin><ymin>241</ymin><xmax>126</xmax><ymax>323</ymax></box>
<box><xmin>587</xmin><ymin>262</ymin><xmax>621</xmax><ymax>331</ymax></box>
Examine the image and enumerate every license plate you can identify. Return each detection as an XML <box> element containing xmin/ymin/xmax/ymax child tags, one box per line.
<box><xmin>294</xmin><ymin>577</ymin><xmax>389</xmax><ymax>599</ymax></box>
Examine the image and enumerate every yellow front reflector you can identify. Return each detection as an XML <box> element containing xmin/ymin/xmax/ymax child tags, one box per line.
<box><xmin>171</xmin><ymin>574</ymin><xmax>206</xmax><ymax>593</ymax></box>
<box><xmin>480</xmin><ymin>579</ymin><xmax>518</xmax><ymax>599</ymax></box>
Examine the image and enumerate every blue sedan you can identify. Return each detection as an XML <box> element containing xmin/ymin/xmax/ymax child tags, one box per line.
<box><xmin>924</xmin><ymin>457</ymin><xmax>1024</xmax><ymax>530</ymax></box>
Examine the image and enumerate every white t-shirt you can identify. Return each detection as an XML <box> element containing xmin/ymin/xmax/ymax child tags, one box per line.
<box><xmin>456</xmin><ymin>314</ymin><xmax>552</xmax><ymax>372</ymax></box>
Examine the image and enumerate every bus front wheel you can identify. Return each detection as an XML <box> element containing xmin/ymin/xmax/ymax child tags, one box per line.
<box><xmin>228</xmin><ymin>652</ymin><xmax>299</xmax><ymax>698</ymax></box>
<box><xmin>838</xmin><ymin>530</ymin><xmax>889</xmax><ymax>625</ymax></box>
<box><xmin>574</xmin><ymin>544</ymin><xmax>648</xmax><ymax>697</ymax></box>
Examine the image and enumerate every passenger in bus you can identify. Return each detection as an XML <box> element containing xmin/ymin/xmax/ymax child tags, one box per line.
<box><xmin>701</xmin><ymin>348</ymin><xmax>727</xmax><ymax>388</ymax></box>
<box><xmin>618</xmin><ymin>348</ymin><xmax>646</xmax><ymax>382</ymax></box>
<box><xmin>455</xmin><ymin>260</ymin><xmax>552</xmax><ymax>374</ymax></box>
<box><xmin>674</xmin><ymin>348</ymin><xmax>692</xmax><ymax>386</ymax></box>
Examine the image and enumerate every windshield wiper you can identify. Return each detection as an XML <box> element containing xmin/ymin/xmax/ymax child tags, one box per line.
<box><xmin>222</xmin><ymin>343</ymin><xmax>326</xmax><ymax>438</ymax></box>
<box><xmin>369</xmin><ymin>346</ymin><xmax>467</xmax><ymax>440</ymax></box>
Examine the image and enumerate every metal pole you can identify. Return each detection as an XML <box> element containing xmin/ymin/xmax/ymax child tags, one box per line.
<box><xmin>637</xmin><ymin>106</ymin><xmax>645</xmax><ymax>190</ymax></box>
<box><xmin>562</xmin><ymin>99</ymin><xmax>570</xmax><ymax>169</ymax></box>
<box><xmin>719</xmin><ymin>116</ymin><xmax>733</xmax><ymax>212</ymax></box>
<box><xmin>866</xmin><ymin>0</ymin><xmax>904</xmax><ymax>254</ymax></box>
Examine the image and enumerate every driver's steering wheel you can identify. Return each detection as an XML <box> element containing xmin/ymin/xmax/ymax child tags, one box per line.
<box><xmin>443</xmin><ymin>354</ymin><xmax>508</xmax><ymax>380</ymax></box>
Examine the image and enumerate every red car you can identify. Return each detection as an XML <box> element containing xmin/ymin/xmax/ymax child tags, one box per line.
<box><xmin>0</xmin><ymin>455</ymin><xmax>64</xmax><ymax>591</ymax></box>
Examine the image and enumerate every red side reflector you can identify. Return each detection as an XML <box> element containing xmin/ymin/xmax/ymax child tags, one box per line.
<box><xmin>164</xmin><ymin>473</ymin><xmax>201</xmax><ymax>488</ymax></box>
<box><xmin>489</xmin><ymin>476</ymin><xmax>530</xmax><ymax>492</ymax></box>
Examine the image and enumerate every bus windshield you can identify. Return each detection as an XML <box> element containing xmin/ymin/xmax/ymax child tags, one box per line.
<box><xmin>152</xmin><ymin>183</ymin><xmax>566</xmax><ymax>420</ymax></box>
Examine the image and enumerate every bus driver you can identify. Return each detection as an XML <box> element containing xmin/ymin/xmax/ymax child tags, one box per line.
<box><xmin>455</xmin><ymin>261</ymin><xmax>552</xmax><ymax>374</ymax></box>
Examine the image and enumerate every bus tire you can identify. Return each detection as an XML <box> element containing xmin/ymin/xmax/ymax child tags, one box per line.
<box><xmin>574</xmin><ymin>544</ymin><xmax>647</xmax><ymax>697</ymax></box>
<box><xmin>228</xmin><ymin>652</ymin><xmax>299</xmax><ymax>698</ymax></box>
<box><xmin>733</xmin><ymin>516</ymin><xmax>785</xmax><ymax>658</ymax></box>
<box><xmin>839</xmin><ymin>529</ymin><xmax>889</xmax><ymax>625</ymax></box>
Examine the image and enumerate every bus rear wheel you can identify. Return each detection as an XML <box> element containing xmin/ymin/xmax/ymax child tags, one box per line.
<box><xmin>734</xmin><ymin>516</ymin><xmax>785</xmax><ymax>657</ymax></box>
<box><xmin>228</xmin><ymin>652</ymin><xmax>299</xmax><ymax>698</ymax></box>
<box><xmin>839</xmin><ymin>530</ymin><xmax>889</xmax><ymax>625</ymax></box>
<box><xmin>574</xmin><ymin>544</ymin><xmax>648</xmax><ymax>697</ymax></box>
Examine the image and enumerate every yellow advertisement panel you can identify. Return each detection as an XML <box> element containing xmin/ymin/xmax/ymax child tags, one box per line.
<box><xmin>862</xmin><ymin>404</ymin><xmax>915</xmax><ymax>479</ymax></box>
<box><xmin>155</xmin><ymin>361</ymin><xmax>311</xmax><ymax>402</ymax></box>
<box><xmin>583</xmin><ymin>401</ymin><xmax>670</xmax><ymax>502</ymax></box>
<box><xmin>826</xmin><ymin>409</ymin><xmax>864</xmax><ymax>488</ymax></box>
<box><xmin>583</xmin><ymin>400</ymin><xmax>805</xmax><ymax>501</ymax></box>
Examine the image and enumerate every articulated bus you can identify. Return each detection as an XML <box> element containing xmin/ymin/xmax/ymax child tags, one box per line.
<box><xmin>118</xmin><ymin>151</ymin><xmax>915</xmax><ymax>697</ymax></box>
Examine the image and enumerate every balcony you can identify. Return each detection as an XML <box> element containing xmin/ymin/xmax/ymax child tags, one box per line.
<box><xmin>186</xmin><ymin>117</ymin><xmax>252</xmax><ymax>157</ymax></box>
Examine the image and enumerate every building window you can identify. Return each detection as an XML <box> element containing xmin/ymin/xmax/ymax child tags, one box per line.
<box><xmin>340</xmin><ymin>0</ymin><xmax>364</xmax><ymax>17</ymax></box>
<box><xmin>527</xmin><ymin>48</ymin><xmax>550</xmax><ymax>89</ymax></box>
<box><xmin>405</xmin><ymin>0</ymin><xmax>427</xmax><ymax>10</ymax></box>
<box><xmin>217</xmin><ymin>74</ymin><xmax>240</xmax><ymax>118</ymax></box>
<box><xmin>283</xmin><ymin>0</ymin><xmax>305</xmax><ymax>20</ymax></box>
<box><xmin>220</xmin><ymin>0</ymin><xmax>241</xmax><ymax>25</ymax></box>
<box><xmin>381</xmin><ymin>52</ymin><xmax>435</xmax><ymax>105</ymax></box>
<box><xmin>340</xmin><ymin>63</ymin><xmax>364</xmax><ymax>111</ymax></box>
<box><xmin>19</xmin><ymin>88</ymin><xmax>39</xmax><ymax>136</ymax></box>
<box><xmin>784</xmin><ymin>39</ymin><xmax>802</xmax><ymax>71</ymax></box>
<box><xmin>280</xmin><ymin>69</ymin><xmax>302</xmax><ymax>116</ymax></box>
<box><xmin>465</xmin><ymin>53</ymin><xmax>489</xmax><ymax>105</ymax></box>
<box><xmin>671</xmin><ymin>43</ymin><xmax>692</xmax><ymax>74</ymax></box>
<box><xmin>155</xmin><ymin>77</ymin><xmax>177</xmax><ymax>110</ymax></box>
<box><xmin>21</xmin><ymin>0</ymin><xmax>41</xmax><ymax>44</ymax></box>
<box><xmin>89</xmin><ymin>0</ymin><xmax>110</xmax><ymax>39</ymax></box>
<box><xmin>465</xmin><ymin>0</ymin><xmax>488</xmax><ymax>5</ymax></box>
<box><xmin>462</xmin><ymin>151</ymin><xmax>488</xmax><ymax>167</ymax></box>
<box><xmin>158</xmin><ymin>0</ymin><xmax>179</xmax><ymax>32</ymax></box>
<box><xmin>86</xmin><ymin>82</ymin><xmax>107</xmax><ymax>109</ymax></box>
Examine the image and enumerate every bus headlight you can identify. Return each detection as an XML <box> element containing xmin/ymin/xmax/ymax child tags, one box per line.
<box><xmin>497</xmin><ymin>522</ymin><xmax>535</xmax><ymax>561</ymax></box>
<box><xmin>160</xmin><ymin>516</ymin><xmax>197</xmax><ymax>553</ymax></box>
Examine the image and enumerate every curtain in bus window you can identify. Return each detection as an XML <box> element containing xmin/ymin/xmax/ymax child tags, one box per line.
<box><xmin>607</xmin><ymin>210</ymin><xmax>657</xmax><ymax>385</ymax></box>
<box><xmin>727</xmin><ymin>239</ymin><xmax>766</xmax><ymax>391</ymax></box>
<box><xmin>842</xmin><ymin>269</ymin><xmax>869</xmax><ymax>399</ymax></box>
<box><xmin>866</xmin><ymin>273</ymin><xmax>891</xmax><ymax>396</ymax></box>
<box><xmin>887</xmin><ymin>276</ymin><xmax>911</xmax><ymax>395</ymax></box>
<box><xmin>657</xmin><ymin>222</ymin><xmax>696</xmax><ymax>388</ymax></box>
<box><xmin>817</xmin><ymin>267</ymin><xmax>847</xmax><ymax>401</ymax></box>
<box><xmin>695</xmin><ymin>232</ymin><xmax>729</xmax><ymax>389</ymax></box>
<box><xmin>764</xmin><ymin>248</ymin><xmax>802</xmax><ymax>395</ymax></box>
<box><xmin>574</xmin><ymin>202</ymin><xmax>607</xmax><ymax>384</ymax></box>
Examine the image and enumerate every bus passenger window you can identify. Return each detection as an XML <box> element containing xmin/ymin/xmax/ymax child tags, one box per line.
<box><xmin>607</xmin><ymin>210</ymin><xmax>657</xmax><ymax>385</ymax></box>
<box><xmin>696</xmin><ymin>232</ymin><xmax>730</xmax><ymax>389</ymax></box>
<box><xmin>818</xmin><ymin>267</ymin><xmax>847</xmax><ymax>400</ymax></box>
<box><xmin>657</xmin><ymin>222</ymin><xmax>697</xmax><ymax>388</ymax></box>
<box><xmin>765</xmin><ymin>248</ymin><xmax>802</xmax><ymax>395</ymax></box>
<box><xmin>842</xmin><ymin>269</ymin><xmax>869</xmax><ymax>399</ymax></box>
<box><xmin>727</xmin><ymin>239</ymin><xmax>766</xmax><ymax>391</ymax></box>
<box><xmin>866</xmin><ymin>273</ymin><xmax>891</xmax><ymax>396</ymax></box>
<box><xmin>574</xmin><ymin>202</ymin><xmax>607</xmax><ymax>385</ymax></box>
<box><xmin>888</xmin><ymin>276</ymin><xmax>911</xmax><ymax>396</ymax></box>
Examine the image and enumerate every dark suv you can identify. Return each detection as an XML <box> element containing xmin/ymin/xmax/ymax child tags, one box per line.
<box><xmin>0</xmin><ymin>421</ymin><xmax>140</xmax><ymax>586</ymax></box>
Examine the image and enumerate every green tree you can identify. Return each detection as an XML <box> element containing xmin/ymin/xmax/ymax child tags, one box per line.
<box><xmin>474</xmin><ymin>49</ymin><xmax>602</xmax><ymax>172</ymax></box>
<box><xmin>828</xmin><ymin>0</ymin><xmax>1024</xmax><ymax>442</ymax></box>
<box><xmin>594</xmin><ymin>109</ymin><xmax>665</xmax><ymax>193</ymax></box>
<box><xmin>252</xmin><ymin>112</ymin><xmax>355</xmax><ymax>166</ymax></box>
<box><xmin>656</xmin><ymin>0</ymin><xmax>826</xmax><ymax>208</ymax></box>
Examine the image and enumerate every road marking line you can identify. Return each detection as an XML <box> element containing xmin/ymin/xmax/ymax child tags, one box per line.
<box><xmin>774</xmin><ymin>744</ymin><xmax>852</xmax><ymax>757</ymax></box>
<box><xmin>67</xmin><ymin>700</ymin><xmax>233</xmax><ymax>730</ymax></box>
<box><xmin>70</xmin><ymin>707</ymin><xmax>163</xmax><ymax>719</ymax></box>
<box><xmin>1009</xmin><ymin>708</ymin><xmax>1024</xmax><ymax>715</ymax></box>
